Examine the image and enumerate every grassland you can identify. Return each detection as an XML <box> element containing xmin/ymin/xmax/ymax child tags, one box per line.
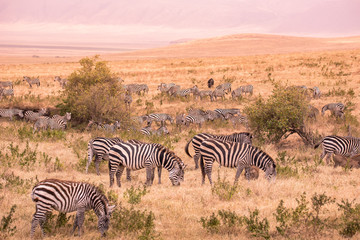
<box><xmin>0</xmin><ymin>35</ymin><xmax>360</xmax><ymax>239</ymax></box>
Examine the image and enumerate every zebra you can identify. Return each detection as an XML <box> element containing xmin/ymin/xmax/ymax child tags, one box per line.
<box><xmin>172</xmin><ymin>85</ymin><xmax>198</xmax><ymax>98</ymax></box>
<box><xmin>122</xmin><ymin>92</ymin><xmax>132</xmax><ymax>109</ymax></box>
<box><xmin>157</xmin><ymin>83</ymin><xmax>176</xmax><ymax>93</ymax></box>
<box><xmin>185</xmin><ymin>132</ymin><xmax>253</xmax><ymax>169</ymax></box>
<box><xmin>231</xmin><ymin>87</ymin><xmax>242</xmax><ymax>99</ymax></box>
<box><xmin>311</xmin><ymin>86</ymin><xmax>321</xmax><ymax>99</ymax></box>
<box><xmin>240</xmin><ymin>85</ymin><xmax>253</xmax><ymax>95</ymax></box>
<box><xmin>175</xmin><ymin>113</ymin><xmax>186</xmax><ymax>130</ymax></box>
<box><xmin>198</xmin><ymin>90</ymin><xmax>212</xmax><ymax>100</ymax></box>
<box><xmin>33</xmin><ymin>116</ymin><xmax>51</xmax><ymax>133</ymax></box>
<box><xmin>226</xmin><ymin>114</ymin><xmax>249</xmax><ymax>129</ymax></box>
<box><xmin>0</xmin><ymin>88</ymin><xmax>14</xmax><ymax>97</ymax></box>
<box><xmin>23</xmin><ymin>76</ymin><xmax>40</xmax><ymax>88</ymax></box>
<box><xmin>307</xmin><ymin>105</ymin><xmax>319</xmax><ymax>120</ymax></box>
<box><xmin>167</xmin><ymin>85</ymin><xmax>181</xmax><ymax>96</ymax></box>
<box><xmin>207</xmin><ymin>78</ymin><xmax>214</xmax><ymax>88</ymax></box>
<box><xmin>199</xmin><ymin>139</ymin><xmax>276</xmax><ymax>184</ymax></box>
<box><xmin>205</xmin><ymin>110</ymin><xmax>224</xmax><ymax>121</ymax></box>
<box><xmin>49</xmin><ymin>112</ymin><xmax>71</xmax><ymax>130</ymax></box>
<box><xmin>321</xmin><ymin>103</ymin><xmax>345</xmax><ymax>119</ymax></box>
<box><xmin>184</xmin><ymin>113</ymin><xmax>209</xmax><ymax>128</ymax></box>
<box><xmin>0</xmin><ymin>108</ymin><xmax>23</xmax><ymax>120</ymax></box>
<box><xmin>140</xmin><ymin>126</ymin><xmax>169</xmax><ymax>136</ymax></box>
<box><xmin>210</xmin><ymin>88</ymin><xmax>226</xmax><ymax>101</ymax></box>
<box><xmin>97</xmin><ymin>121</ymin><xmax>121</xmax><ymax>132</ymax></box>
<box><xmin>54</xmin><ymin>76</ymin><xmax>67</xmax><ymax>88</ymax></box>
<box><xmin>24</xmin><ymin>108</ymin><xmax>47</xmax><ymax>122</ymax></box>
<box><xmin>314</xmin><ymin>135</ymin><xmax>360</xmax><ymax>164</ymax></box>
<box><xmin>124</xmin><ymin>84</ymin><xmax>148</xmax><ymax>95</ymax></box>
<box><xmin>214</xmin><ymin>108</ymin><xmax>241</xmax><ymax>118</ymax></box>
<box><xmin>215</xmin><ymin>82</ymin><xmax>231</xmax><ymax>94</ymax></box>
<box><xmin>86</xmin><ymin>137</ymin><xmax>140</xmax><ymax>177</ymax></box>
<box><xmin>147</xmin><ymin>113</ymin><xmax>173</xmax><ymax>126</ymax></box>
<box><xmin>30</xmin><ymin>179</ymin><xmax>115</xmax><ymax>237</ymax></box>
<box><xmin>108</xmin><ymin>142</ymin><xmax>186</xmax><ymax>187</ymax></box>
<box><xmin>0</xmin><ymin>81</ymin><xmax>13</xmax><ymax>89</ymax></box>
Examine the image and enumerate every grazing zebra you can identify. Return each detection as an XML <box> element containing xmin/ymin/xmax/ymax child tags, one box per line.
<box><xmin>0</xmin><ymin>108</ymin><xmax>23</xmax><ymax>120</ymax></box>
<box><xmin>205</xmin><ymin>110</ymin><xmax>224</xmax><ymax>121</ymax></box>
<box><xmin>23</xmin><ymin>76</ymin><xmax>40</xmax><ymax>88</ymax></box>
<box><xmin>87</xmin><ymin>137</ymin><xmax>139</xmax><ymax>178</ymax></box>
<box><xmin>49</xmin><ymin>112</ymin><xmax>71</xmax><ymax>130</ymax></box>
<box><xmin>122</xmin><ymin>92</ymin><xmax>132</xmax><ymax>109</ymax></box>
<box><xmin>175</xmin><ymin>113</ymin><xmax>186</xmax><ymax>130</ymax></box>
<box><xmin>185</xmin><ymin>132</ymin><xmax>253</xmax><ymax>169</ymax></box>
<box><xmin>54</xmin><ymin>76</ymin><xmax>67</xmax><ymax>88</ymax></box>
<box><xmin>184</xmin><ymin>113</ymin><xmax>209</xmax><ymax>128</ymax></box>
<box><xmin>172</xmin><ymin>85</ymin><xmax>198</xmax><ymax>98</ymax></box>
<box><xmin>24</xmin><ymin>108</ymin><xmax>47</xmax><ymax>122</ymax></box>
<box><xmin>240</xmin><ymin>85</ymin><xmax>253</xmax><ymax>95</ymax></box>
<box><xmin>314</xmin><ymin>135</ymin><xmax>360</xmax><ymax>164</ymax></box>
<box><xmin>231</xmin><ymin>87</ymin><xmax>242</xmax><ymax>99</ymax></box>
<box><xmin>124</xmin><ymin>84</ymin><xmax>148</xmax><ymax>95</ymax></box>
<box><xmin>98</xmin><ymin>121</ymin><xmax>121</xmax><ymax>132</ymax></box>
<box><xmin>215</xmin><ymin>82</ymin><xmax>231</xmax><ymax>94</ymax></box>
<box><xmin>321</xmin><ymin>102</ymin><xmax>345</xmax><ymax>119</ymax></box>
<box><xmin>207</xmin><ymin>78</ymin><xmax>214</xmax><ymax>88</ymax></box>
<box><xmin>30</xmin><ymin>179</ymin><xmax>115</xmax><ymax>237</ymax></box>
<box><xmin>167</xmin><ymin>85</ymin><xmax>181</xmax><ymax>96</ymax></box>
<box><xmin>214</xmin><ymin>108</ymin><xmax>241</xmax><ymax>118</ymax></box>
<box><xmin>0</xmin><ymin>81</ymin><xmax>13</xmax><ymax>89</ymax></box>
<box><xmin>147</xmin><ymin>113</ymin><xmax>173</xmax><ymax>126</ymax></box>
<box><xmin>311</xmin><ymin>86</ymin><xmax>321</xmax><ymax>99</ymax></box>
<box><xmin>226</xmin><ymin>114</ymin><xmax>249</xmax><ymax>129</ymax></box>
<box><xmin>307</xmin><ymin>105</ymin><xmax>319</xmax><ymax>120</ymax></box>
<box><xmin>198</xmin><ymin>90</ymin><xmax>212</xmax><ymax>100</ymax></box>
<box><xmin>108</xmin><ymin>142</ymin><xmax>186</xmax><ymax>187</ymax></box>
<box><xmin>131</xmin><ymin>115</ymin><xmax>149</xmax><ymax>127</ymax></box>
<box><xmin>0</xmin><ymin>88</ymin><xmax>14</xmax><ymax>97</ymax></box>
<box><xmin>33</xmin><ymin>116</ymin><xmax>50</xmax><ymax>133</ymax></box>
<box><xmin>199</xmin><ymin>139</ymin><xmax>276</xmax><ymax>184</ymax></box>
<box><xmin>210</xmin><ymin>88</ymin><xmax>226</xmax><ymax>101</ymax></box>
<box><xmin>157</xmin><ymin>83</ymin><xmax>176</xmax><ymax>93</ymax></box>
<box><xmin>140</xmin><ymin>126</ymin><xmax>169</xmax><ymax>136</ymax></box>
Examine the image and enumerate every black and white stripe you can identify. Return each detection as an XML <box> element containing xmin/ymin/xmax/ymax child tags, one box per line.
<box><xmin>30</xmin><ymin>179</ymin><xmax>115</xmax><ymax>237</ymax></box>
<box><xmin>172</xmin><ymin>85</ymin><xmax>198</xmax><ymax>97</ymax></box>
<box><xmin>215</xmin><ymin>82</ymin><xmax>231</xmax><ymax>93</ymax></box>
<box><xmin>124</xmin><ymin>84</ymin><xmax>149</xmax><ymax>95</ymax></box>
<box><xmin>0</xmin><ymin>81</ymin><xmax>13</xmax><ymax>89</ymax></box>
<box><xmin>210</xmin><ymin>88</ymin><xmax>226</xmax><ymax>101</ymax></box>
<box><xmin>23</xmin><ymin>76</ymin><xmax>40</xmax><ymax>88</ymax></box>
<box><xmin>199</xmin><ymin>139</ymin><xmax>276</xmax><ymax>184</ymax></box>
<box><xmin>54</xmin><ymin>76</ymin><xmax>67</xmax><ymax>88</ymax></box>
<box><xmin>314</xmin><ymin>135</ymin><xmax>360</xmax><ymax>164</ymax></box>
<box><xmin>147</xmin><ymin>113</ymin><xmax>173</xmax><ymax>126</ymax></box>
<box><xmin>321</xmin><ymin>102</ymin><xmax>345</xmax><ymax>117</ymax></box>
<box><xmin>184</xmin><ymin>114</ymin><xmax>208</xmax><ymax>128</ymax></box>
<box><xmin>108</xmin><ymin>142</ymin><xmax>186</xmax><ymax>187</ymax></box>
<box><xmin>240</xmin><ymin>85</ymin><xmax>254</xmax><ymax>95</ymax></box>
<box><xmin>214</xmin><ymin>108</ymin><xmax>241</xmax><ymax>118</ymax></box>
<box><xmin>24</xmin><ymin>108</ymin><xmax>47</xmax><ymax>122</ymax></box>
<box><xmin>140</xmin><ymin>126</ymin><xmax>169</xmax><ymax>136</ymax></box>
<box><xmin>0</xmin><ymin>108</ymin><xmax>23</xmax><ymax>120</ymax></box>
<box><xmin>185</xmin><ymin>132</ymin><xmax>253</xmax><ymax>169</ymax></box>
<box><xmin>49</xmin><ymin>112</ymin><xmax>71</xmax><ymax>130</ymax></box>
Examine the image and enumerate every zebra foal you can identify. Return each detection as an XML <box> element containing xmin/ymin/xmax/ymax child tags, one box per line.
<box><xmin>199</xmin><ymin>139</ymin><xmax>276</xmax><ymax>184</ymax></box>
<box><xmin>30</xmin><ymin>179</ymin><xmax>115</xmax><ymax>237</ymax></box>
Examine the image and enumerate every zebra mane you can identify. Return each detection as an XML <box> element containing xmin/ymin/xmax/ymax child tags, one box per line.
<box><xmin>249</xmin><ymin>145</ymin><xmax>276</xmax><ymax>168</ymax></box>
<box><xmin>155</xmin><ymin>144</ymin><xmax>184</xmax><ymax>169</ymax></box>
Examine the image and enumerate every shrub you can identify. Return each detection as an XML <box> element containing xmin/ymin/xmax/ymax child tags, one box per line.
<box><xmin>211</xmin><ymin>172</ymin><xmax>240</xmax><ymax>201</ymax></box>
<box><xmin>43</xmin><ymin>212</ymin><xmax>72</xmax><ymax>236</ymax></box>
<box><xmin>337</xmin><ymin>199</ymin><xmax>360</xmax><ymax>237</ymax></box>
<box><xmin>123</xmin><ymin>186</ymin><xmax>148</xmax><ymax>205</ymax></box>
<box><xmin>59</xmin><ymin>56</ymin><xmax>128</xmax><ymax>125</ymax></box>
<box><xmin>200</xmin><ymin>210</ymin><xmax>243</xmax><ymax>234</ymax></box>
<box><xmin>243</xmin><ymin>209</ymin><xmax>270</xmax><ymax>240</ymax></box>
<box><xmin>0</xmin><ymin>205</ymin><xmax>17</xmax><ymax>238</ymax></box>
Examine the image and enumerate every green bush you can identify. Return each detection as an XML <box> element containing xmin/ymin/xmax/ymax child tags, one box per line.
<box><xmin>337</xmin><ymin>199</ymin><xmax>360</xmax><ymax>237</ymax></box>
<box><xmin>200</xmin><ymin>210</ymin><xmax>243</xmax><ymax>234</ymax></box>
<box><xmin>43</xmin><ymin>212</ymin><xmax>73</xmax><ymax>236</ymax></box>
<box><xmin>211</xmin><ymin>172</ymin><xmax>240</xmax><ymax>201</ymax></box>
<box><xmin>0</xmin><ymin>205</ymin><xmax>17</xmax><ymax>238</ymax></box>
<box><xmin>123</xmin><ymin>186</ymin><xmax>148</xmax><ymax>205</ymax></box>
<box><xmin>243</xmin><ymin>209</ymin><xmax>270</xmax><ymax>240</ymax></box>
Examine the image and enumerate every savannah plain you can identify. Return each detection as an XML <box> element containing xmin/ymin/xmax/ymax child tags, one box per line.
<box><xmin>0</xmin><ymin>34</ymin><xmax>360</xmax><ymax>239</ymax></box>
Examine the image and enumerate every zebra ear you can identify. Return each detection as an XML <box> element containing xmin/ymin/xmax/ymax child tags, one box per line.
<box><xmin>108</xmin><ymin>205</ymin><xmax>116</xmax><ymax>214</ymax></box>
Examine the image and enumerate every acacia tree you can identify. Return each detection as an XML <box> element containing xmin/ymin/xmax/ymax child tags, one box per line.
<box><xmin>244</xmin><ymin>84</ymin><xmax>319</xmax><ymax>145</ymax></box>
<box><xmin>59</xmin><ymin>56</ymin><xmax>128</xmax><ymax>124</ymax></box>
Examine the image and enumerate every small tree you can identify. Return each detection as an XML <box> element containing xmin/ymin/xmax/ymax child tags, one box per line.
<box><xmin>244</xmin><ymin>84</ymin><xmax>318</xmax><ymax>145</ymax></box>
<box><xmin>59</xmin><ymin>56</ymin><xmax>128</xmax><ymax>124</ymax></box>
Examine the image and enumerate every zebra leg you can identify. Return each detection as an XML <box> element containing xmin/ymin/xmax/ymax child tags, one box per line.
<box><xmin>158</xmin><ymin>166</ymin><xmax>162</xmax><ymax>184</ymax></box>
<box><xmin>244</xmin><ymin>167</ymin><xmax>251</xmax><ymax>181</ymax></box>
<box><xmin>116</xmin><ymin>165</ymin><xmax>125</xmax><ymax>187</ymax></box>
<box><xmin>150</xmin><ymin>168</ymin><xmax>155</xmax><ymax>185</ymax></box>
<box><xmin>200</xmin><ymin>157</ymin><xmax>206</xmax><ymax>185</ymax></box>
<box><xmin>126</xmin><ymin>168</ymin><xmax>131</xmax><ymax>181</ymax></box>
<box><xmin>75</xmin><ymin>209</ymin><xmax>85</xmax><ymax>236</ymax></box>
<box><xmin>109</xmin><ymin>163</ymin><xmax>117</xmax><ymax>187</ymax></box>
<box><xmin>325</xmin><ymin>153</ymin><xmax>332</xmax><ymax>165</ymax></box>
<box><xmin>145</xmin><ymin>166</ymin><xmax>154</xmax><ymax>186</ymax></box>
<box><xmin>31</xmin><ymin>205</ymin><xmax>51</xmax><ymax>237</ymax></box>
<box><xmin>204</xmin><ymin>162</ymin><xmax>214</xmax><ymax>185</ymax></box>
<box><xmin>95</xmin><ymin>159</ymin><xmax>101</xmax><ymax>175</ymax></box>
<box><xmin>194</xmin><ymin>153</ymin><xmax>200</xmax><ymax>169</ymax></box>
<box><xmin>234</xmin><ymin>164</ymin><xmax>245</xmax><ymax>184</ymax></box>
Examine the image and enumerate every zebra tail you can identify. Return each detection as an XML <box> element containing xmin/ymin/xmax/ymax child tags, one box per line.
<box><xmin>185</xmin><ymin>139</ymin><xmax>193</xmax><ymax>158</ymax></box>
<box><xmin>86</xmin><ymin>140</ymin><xmax>94</xmax><ymax>173</ymax></box>
<box><xmin>314</xmin><ymin>138</ymin><xmax>323</xmax><ymax>149</ymax></box>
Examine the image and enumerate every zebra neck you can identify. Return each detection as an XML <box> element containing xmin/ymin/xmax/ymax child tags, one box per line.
<box><xmin>87</xmin><ymin>188</ymin><xmax>107</xmax><ymax>217</ymax></box>
<box><xmin>157</xmin><ymin>149</ymin><xmax>176</xmax><ymax>171</ymax></box>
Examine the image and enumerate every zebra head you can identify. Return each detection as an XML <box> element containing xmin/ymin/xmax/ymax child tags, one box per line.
<box><xmin>15</xmin><ymin>109</ymin><xmax>24</xmax><ymax>118</ymax></box>
<box><xmin>65</xmin><ymin>112</ymin><xmax>71</xmax><ymax>121</ymax></box>
<box><xmin>265</xmin><ymin>162</ymin><xmax>276</xmax><ymax>182</ymax></box>
<box><xmin>169</xmin><ymin>157</ymin><xmax>186</xmax><ymax>186</ymax></box>
<box><xmin>98</xmin><ymin>204</ymin><xmax>116</xmax><ymax>237</ymax></box>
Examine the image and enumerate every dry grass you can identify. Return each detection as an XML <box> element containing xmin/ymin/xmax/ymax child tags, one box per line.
<box><xmin>1</xmin><ymin>39</ymin><xmax>360</xmax><ymax>239</ymax></box>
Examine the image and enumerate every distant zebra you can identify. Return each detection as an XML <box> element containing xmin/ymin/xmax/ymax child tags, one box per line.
<box><xmin>311</xmin><ymin>86</ymin><xmax>321</xmax><ymax>99</ymax></box>
<box><xmin>175</xmin><ymin>113</ymin><xmax>186</xmax><ymax>130</ymax></box>
<box><xmin>314</xmin><ymin>135</ymin><xmax>360</xmax><ymax>164</ymax></box>
<box><xmin>207</xmin><ymin>78</ymin><xmax>214</xmax><ymax>88</ymax></box>
<box><xmin>147</xmin><ymin>113</ymin><xmax>173</xmax><ymax>126</ymax></box>
<box><xmin>24</xmin><ymin>108</ymin><xmax>47</xmax><ymax>122</ymax></box>
<box><xmin>210</xmin><ymin>88</ymin><xmax>226</xmax><ymax>101</ymax></box>
<box><xmin>184</xmin><ymin>113</ymin><xmax>209</xmax><ymax>128</ymax></box>
<box><xmin>0</xmin><ymin>88</ymin><xmax>14</xmax><ymax>97</ymax></box>
<box><xmin>185</xmin><ymin>132</ymin><xmax>253</xmax><ymax>169</ymax></box>
<box><xmin>321</xmin><ymin>102</ymin><xmax>345</xmax><ymax>119</ymax></box>
<box><xmin>157</xmin><ymin>83</ymin><xmax>176</xmax><ymax>93</ymax></box>
<box><xmin>308</xmin><ymin>105</ymin><xmax>319</xmax><ymax>120</ymax></box>
<box><xmin>131</xmin><ymin>115</ymin><xmax>149</xmax><ymax>126</ymax></box>
<box><xmin>49</xmin><ymin>112</ymin><xmax>71</xmax><ymax>130</ymax></box>
<box><xmin>30</xmin><ymin>179</ymin><xmax>115</xmax><ymax>237</ymax></box>
<box><xmin>198</xmin><ymin>90</ymin><xmax>212</xmax><ymax>100</ymax></box>
<box><xmin>172</xmin><ymin>85</ymin><xmax>198</xmax><ymax>98</ymax></box>
<box><xmin>205</xmin><ymin>110</ymin><xmax>224</xmax><ymax>121</ymax></box>
<box><xmin>124</xmin><ymin>84</ymin><xmax>148</xmax><ymax>95</ymax></box>
<box><xmin>86</xmin><ymin>137</ymin><xmax>139</xmax><ymax>177</ymax></box>
<box><xmin>54</xmin><ymin>76</ymin><xmax>67</xmax><ymax>88</ymax></box>
<box><xmin>214</xmin><ymin>108</ymin><xmax>241</xmax><ymax>118</ymax></box>
<box><xmin>140</xmin><ymin>126</ymin><xmax>169</xmax><ymax>136</ymax></box>
<box><xmin>240</xmin><ymin>85</ymin><xmax>254</xmax><ymax>95</ymax></box>
<box><xmin>33</xmin><ymin>116</ymin><xmax>51</xmax><ymax>133</ymax></box>
<box><xmin>108</xmin><ymin>142</ymin><xmax>186</xmax><ymax>187</ymax></box>
<box><xmin>231</xmin><ymin>87</ymin><xmax>242</xmax><ymax>99</ymax></box>
<box><xmin>0</xmin><ymin>108</ymin><xmax>23</xmax><ymax>120</ymax></box>
<box><xmin>23</xmin><ymin>76</ymin><xmax>40</xmax><ymax>88</ymax></box>
<box><xmin>0</xmin><ymin>81</ymin><xmax>13</xmax><ymax>89</ymax></box>
<box><xmin>226</xmin><ymin>114</ymin><xmax>249</xmax><ymax>129</ymax></box>
<box><xmin>215</xmin><ymin>82</ymin><xmax>231</xmax><ymax>94</ymax></box>
<box><xmin>199</xmin><ymin>139</ymin><xmax>276</xmax><ymax>184</ymax></box>
<box><xmin>167</xmin><ymin>85</ymin><xmax>181</xmax><ymax>96</ymax></box>
<box><xmin>98</xmin><ymin>121</ymin><xmax>121</xmax><ymax>132</ymax></box>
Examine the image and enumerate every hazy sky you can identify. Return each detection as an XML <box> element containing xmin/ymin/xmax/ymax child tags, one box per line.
<box><xmin>0</xmin><ymin>0</ymin><xmax>359</xmax><ymax>47</ymax></box>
